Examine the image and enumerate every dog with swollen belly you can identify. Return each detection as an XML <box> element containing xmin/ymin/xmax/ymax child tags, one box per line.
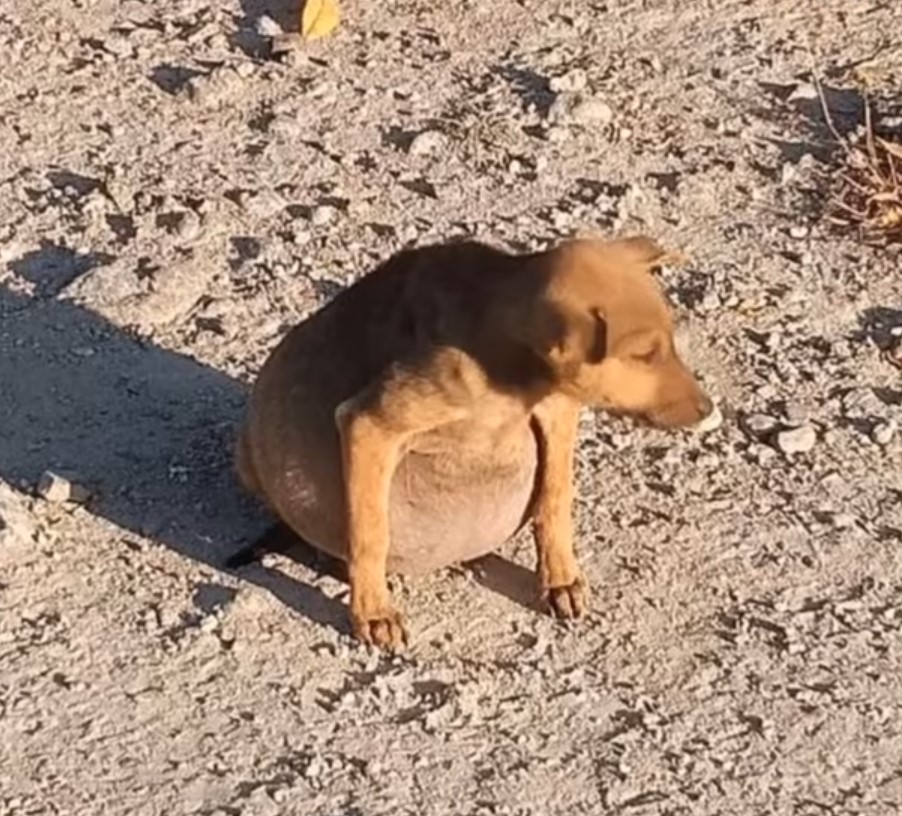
<box><xmin>233</xmin><ymin>236</ymin><xmax>715</xmax><ymax>649</ymax></box>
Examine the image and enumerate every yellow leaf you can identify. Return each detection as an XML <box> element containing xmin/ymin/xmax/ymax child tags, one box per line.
<box><xmin>301</xmin><ymin>0</ymin><xmax>340</xmax><ymax>40</ymax></box>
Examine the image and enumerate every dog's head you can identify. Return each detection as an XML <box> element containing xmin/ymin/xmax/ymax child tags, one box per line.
<box><xmin>519</xmin><ymin>236</ymin><xmax>713</xmax><ymax>429</ymax></box>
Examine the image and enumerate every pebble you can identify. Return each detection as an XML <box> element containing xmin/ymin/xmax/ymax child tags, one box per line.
<box><xmin>831</xmin><ymin>513</ymin><xmax>857</xmax><ymax>530</ymax></box>
<box><xmin>872</xmin><ymin>421</ymin><xmax>896</xmax><ymax>446</ymax></box>
<box><xmin>549</xmin><ymin>69</ymin><xmax>588</xmax><ymax>93</ymax></box>
<box><xmin>570</xmin><ymin>96</ymin><xmax>614</xmax><ymax>126</ymax></box>
<box><xmin>234</xmin><ymin>61</ymin><xmax>255</xmax><ymax>79</ymax></box>
<box><xmin>775</xmin><ymin>424</ymin><xmax>817</xmax><ymax>455</ymax></box>
<box><xmin>37</xmin><ymin>471</ymin><xmax>91</xmax><ymax>504</ymax></box>
<box><xmin>693</xmin><ymin>404</ymin><xmax>724</xmax><ymax>434</ymax></box>
<box><xmin>789</xmin><ymin>225</ymin><xmax>809</xmax><ymax>239</ymax></box>
<box><xmin>255</xmin><ymin>14</ymin><xmax>284</xmax><ymax>37</ymax></box>
<box><xmin>743</xmin><ymin>413</ymin><xmax>778</xmax><ymax>436</ymax></box>
<box><xmin>408</xmin><ymin>130</ymin><xmax>448</xmax><ymax>157</ymax></box>
<box><xmin>754</xmin><ymin>445</ymin><xmax>778</xmax><ymax>465</ymax></box>
<box><xmin>175</xmin><ymin>210</ymin><xmax>203</xmax><ymax>241</ymax></box>
<box><xmin>311</xmin><ymin>205</ymin><xmax>338</xmax><ymax>227</ymax></box>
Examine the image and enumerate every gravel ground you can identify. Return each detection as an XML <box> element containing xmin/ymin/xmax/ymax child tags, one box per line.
<box><xmin>2</xmin><ymin>1</ymin><xmax>902</xmax><ymax>814</ymax></box>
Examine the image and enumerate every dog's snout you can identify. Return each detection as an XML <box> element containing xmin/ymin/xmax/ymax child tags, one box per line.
<box><xmin>644</xmin><ymin>374</ymin><xmax>715</xmax><ymax>430</ymax></box>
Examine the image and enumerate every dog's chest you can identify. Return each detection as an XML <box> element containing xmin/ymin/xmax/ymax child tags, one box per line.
<box><xmin>406</xmin><ymin>395</ymin><xmax>532</xmax><ymax>463</ymax></box>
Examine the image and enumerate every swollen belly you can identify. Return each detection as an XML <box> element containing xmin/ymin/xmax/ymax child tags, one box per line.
<box><xmin>386</xmin><ymin>434</ymin><xmax>538</xmax><ymax>573</ymax></box>
<box><xmin>272</xmin><ymin>424</ymin><xmax>538</xmax><ymax>575</ymax></box>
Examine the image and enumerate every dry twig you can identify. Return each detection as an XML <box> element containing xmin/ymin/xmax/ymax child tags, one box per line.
<box><xmin>814</xmin><ymin>74</ymin><xmax>902</xmax><ymax>244</ymax></box>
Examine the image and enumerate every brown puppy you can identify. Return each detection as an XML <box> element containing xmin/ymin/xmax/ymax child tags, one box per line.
<box><xmin>235</xmin><ymin>236</ymin><xmax>713</xmax><ymax>649</ymax></box>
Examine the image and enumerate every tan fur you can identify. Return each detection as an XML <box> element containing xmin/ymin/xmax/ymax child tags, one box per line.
<box><xmin>236</xmin><ymin>236</ymin><xmax>712</xmax><ymax>649</ymax></box>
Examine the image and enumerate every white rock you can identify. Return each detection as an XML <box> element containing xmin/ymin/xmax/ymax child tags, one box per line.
<box><xmin>570</xmin><ymin>96</ymin><xmax>614</xmax><ymax>126</ymax></box>
<box><xmin>234</xmin><ymin>61</ymin><xmax>255</xmax><ymax>79</ymax></box>
<box><xmin>175</xmin><ymin>210</ymin><xmax>203</xmax><ymax>241</ymax></box>
<box><xmin>408</xmin><ymin>130</ymin><xmax>447</xmax><ymax>157</ymax></box>
<box><xmin>744</xmin><ymin>413</ymin><xmax>778</xmax><ymax>435</ymax></box>
<box><xmin>310</xmin><ymin>205</ymin><xmax>338</xmax><ymax>227</ymax></box>
<box><xmin>549</xmin><ymin>69</ymin><xmax>588</xmax><ymax>93</ymax></box>
<box><xmin>831</xmin><ymin>513</ymin><xmax>857</xmax><ymax>530</ymax></box>
<box><xmin>693</xmin><ymin>404</ymin><xmax>723</xmax><ymax>434</ymax></box>
<box><xmin>872</xmin><ymin>421</ymin><xmax>896</xmax><ymax>446</ymax></box>
<box><xmin>37</xmin><ymin>471</ymin><xmax>91</xmax><ymax>504</ymax></box>
<box><xmin>255</xmin><ymin>14</ymin><xmax>284</xmax><ymax>37</ymax></box>
<box><xmin>776</xmin><ymin>425</ymin><xmax>817</xmax><ymax>454</ymax></box>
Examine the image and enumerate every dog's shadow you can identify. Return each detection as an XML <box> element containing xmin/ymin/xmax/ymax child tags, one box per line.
<box><xmin>0</xmin><ymin>244</ymin><xmax>535</xmax><ymax>639</ymax></box>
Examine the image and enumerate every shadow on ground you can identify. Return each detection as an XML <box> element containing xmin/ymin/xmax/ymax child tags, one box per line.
<box><xmin>0</xmin><ymin>246</ymin><xmax>350</xmax><ymax>633</ymax></box>
<box><xmin>0</xmin><ymin>245</ymin><xmax>536</xmax><ymax>637</ymax></box>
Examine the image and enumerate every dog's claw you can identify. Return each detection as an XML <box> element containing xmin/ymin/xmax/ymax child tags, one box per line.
<box><xmin>543</xmin><ymin>576</ymin><xmax>588</xmax><ymax>620</ymax></box>
<box><xmin>353</xmin><ymin>609</ymin><xmax>408</xmax><ymax>650</ymax></box>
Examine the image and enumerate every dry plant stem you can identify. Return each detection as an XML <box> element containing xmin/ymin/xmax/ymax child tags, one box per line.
<box><xmin>813</xmin><ymin>67</ymin><xmax>902</xmax><ymax>243</ymax></box>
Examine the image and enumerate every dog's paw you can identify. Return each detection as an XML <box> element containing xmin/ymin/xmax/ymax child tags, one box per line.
<box><xmin>542</xmin><ymin>574</ymin><xmax>588</xmax><ymax>620</ymax></box>
<box><xmin>352</xmin><ymin>607</ymin><xmax>409</xmax><ymax>651</ymax></box>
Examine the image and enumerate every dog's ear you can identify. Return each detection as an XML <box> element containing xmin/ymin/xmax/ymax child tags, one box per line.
<box><xmin>526</xmin><ymin>301</ymin><xmax>607</xmax><ymax>373</ymax></box>
<box><xmin>606</xmin><ymin>236</ymin><xmax>688</xmax><ymax>269</ymax></box>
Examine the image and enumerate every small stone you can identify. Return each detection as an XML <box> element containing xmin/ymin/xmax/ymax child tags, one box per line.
<box><xmin>693</xmin><ymin>404</ymin><xmax>723</xmax><ymax>434</ymax></box>
<box><xmin>743</xmin><ymin>413</ymin><xmax>777</xmax><ymax>436</ymax></box>
<box><xmin>549</xmin><ymin>69</ymin><xmax>588</xmax><ymax>93</ymax></box>
<box><xmin>776</xmin><ymin>425</ymin><xmax>817</xmax><ymax>455</ymax></box>
<box><xmin>789</xmin><ymin>225</ymin><xmax>809</xmax><ymax>239</ymax></box>
<box><xmin>754</xmin><ymin>445</ymin><xmax>778</xmax><ymax>465</ymax></box>
<box><xmin>256</xmin><ymin>14</ymin><xmax>284</xmax><ymax>37</ymax></box>
<box><xmin>788</xmin><ymin>82</ymin><xmax>818</xmax><ymax>102</ymax></box>
<box><xmin>37</xmin><ymin>471</ymin><xmax>91</xmax><ymax>504</ymax></box>
<box><xmin>199</xmin><ymin>615</ymin><xmax>219</xmax><ymax>633</ymax></box>
<box><xmin>270</xmin><ymin>32</ymin><xmax>301</xmax><ymax>54</ymax></box>
<box><xmin>872</xmin><ymin>421</ymin><xmax>896</xmax><ymax>446</ymax></box>
<box><xmin>700</xmin><ymin>290</ymin><xmax>721</xmax><ymax>311</ymax></box>
<box><xmin>176</xmin><ymin>210</ymin><xmax>203</xmax><ymax>241</ymax></box>
<box><xmin>408</xmin><ymin>130</ymin><xmax>448</xmax><ymax>157</ymax></box>
<box><xmin>831</xmin><ymin>513</ymin><xmax>857</xmax><ymax>530</ymax></box>
<box><xmin>570</xmin><ymin>96</ymin><xmax>614</xmax><ymax>126</ymax></box>
<box><xmin>234</xmin><ymin>61</ymin><xmax>255</xmax><ymax>79</ymax></box>
<box><xmin>310</xmin><ymin>205</ymin><xmax>337</xmax><ymax>227</ymax></box>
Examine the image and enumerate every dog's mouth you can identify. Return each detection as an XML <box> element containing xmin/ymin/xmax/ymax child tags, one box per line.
<box><xmin>640</xmin><ymin>399</ymin><xmax>721</xmax><ymax>432</ymax></box>
<box><xmin>597</xmin><ymin>397</ymin><xmax>722</xmax><ymax>433</ymax></box>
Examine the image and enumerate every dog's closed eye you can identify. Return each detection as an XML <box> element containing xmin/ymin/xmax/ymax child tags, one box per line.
<box><xmin>626</xmin><ymin>333</ymin><xmax>665</xmax><ymax>365</ymax></box>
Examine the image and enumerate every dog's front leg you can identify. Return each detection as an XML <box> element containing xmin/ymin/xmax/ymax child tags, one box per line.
<box><xmin>336</xmin><ymin>401</ymin><xmax>408</xmax><ymax>649</ymax></box>
<box><xmin>531</xmin><ymin>394</ymin><xmax>587</xmax><ymax>619</ymax></box>
<box><xmin>337</xmin><ymin>368</ymin><xmax>467</xmax><ymax>649</ymax></box>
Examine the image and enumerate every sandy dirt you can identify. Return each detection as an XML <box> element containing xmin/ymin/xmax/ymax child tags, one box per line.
<box><xmin>2</xmin><ymin>1</ymin><xmax>902</xmax><ymax>814</ymax></box>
